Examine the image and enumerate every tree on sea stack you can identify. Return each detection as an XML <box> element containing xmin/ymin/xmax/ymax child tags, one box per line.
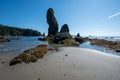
<box><xmin>46</xmin><ymin>8</ymin><xmax>58</xmax><ymax>37</ymax></box>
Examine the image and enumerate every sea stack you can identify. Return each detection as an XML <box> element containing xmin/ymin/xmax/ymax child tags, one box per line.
<box><xmin>46</xmin><ymin>8</ymin><xmax>58</xmax><ymax>37</ymax></box>
<box><xmin>60</xmin><ymin>24</ymin><xmax>69</xmax><ymax>33</ymax></box>
<box><xmin>54</xmin><ymin>24</ymin><xmax>72</xmax><ymax>43</ymax></box>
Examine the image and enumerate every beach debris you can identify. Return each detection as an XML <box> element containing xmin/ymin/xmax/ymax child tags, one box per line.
<box><xmin>9</xmin><ymin>44</ymin><xmax>48</xmax><ymax>66</ymax></box>
<box><xmin>65</xmin><ymin>54</ymin><xmax>68</xmax><ymax>57</ymax></box>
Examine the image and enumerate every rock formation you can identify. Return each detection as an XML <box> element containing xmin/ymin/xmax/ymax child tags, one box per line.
<box><xmin>45</xmin><ymin>8</ymin><xmax>81</xmax><ymax>46</ymax></box>
<box><xmin>54</xmin><ymin>24</ymin><xmax>71</xmax><ymax>43</ymax></box>
<box><xmin>47</xmin><ymin>8</ymin><xmax>58</xmax><ymax>37</ymax></box>
<box><xmin>76</xmin><ymin>33</ymin><xmax>80</xmax><ymax>37</ymax></box>
<box><xmin>75</xmin><ymin>33</ymin><xmax>84</xmax><ymax>43</ymax></box>
<box><xmin>54</xmin><ymin>32</ymin><xmax>72</xmax><ymax>43</ymax></box>
<box><xmin>60</xmin><ymin>24</ymin><xmax>69</xmax><ymax>33</ymax></box>
<box><xmin>9</xmin><ymin>45</ymin><xmax>48</xmax><ymax>66</ymax></box>
<box><xmin>58</xmin><ymin>38</ymin><xmax>80</xmax><ymax>46</ymax></box>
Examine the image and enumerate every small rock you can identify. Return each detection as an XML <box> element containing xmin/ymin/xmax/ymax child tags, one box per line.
<box><xmin>65</xmin><ymin>54</ymin><xmax>68</xmax><ymax>56</ymax></box>
<box><xmin>116</xmin><ymin>49</ymin><xmax>120</xmax><ymax>52</ymax></box>
<box><xmin>1</xmin><ymin>62</ymin><xmax>5</xmax><ymax>63</ymax></box>
<box><xmin>38</xmin><ymin>78</ymin><xmax>40</xmax><ymax>80</ymax></box>
<box><xmin>64</xmin><ymin>73</ymin><xmax>67</xmax><ymax>76</ymax></box>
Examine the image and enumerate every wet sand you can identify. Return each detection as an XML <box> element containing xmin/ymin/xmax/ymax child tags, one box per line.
<box><xmin>0</xmin><ymin>47</ymin><xmax>120</xmax><ymax>80</ymax></box>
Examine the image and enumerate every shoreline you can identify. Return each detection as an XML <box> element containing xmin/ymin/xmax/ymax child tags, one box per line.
<box><xmin>1</xmin><ymin>36</ymin><xmax>120</xmax><ymax>57</ymax></box>
<box><xmin>84</xmin><ymin>38</ymin><xmax>120</xmax><ymax>52</ymax></box>
<box><xmin>0</xmin><ymin>47</ymin><xmax>120</xmax><ymax>80</ymax></box>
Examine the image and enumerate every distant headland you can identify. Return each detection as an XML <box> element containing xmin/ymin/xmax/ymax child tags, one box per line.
<box><xmin>0</xmin><ymin>24</ymin><xmax>41</xmax><ymax>36</ymax></box>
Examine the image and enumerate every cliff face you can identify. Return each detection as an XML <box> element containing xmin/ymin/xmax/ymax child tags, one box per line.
<box><xmin>46</xmin><ymin>8</ymin><xmax>58</xmax><ymax>37</ymax></box>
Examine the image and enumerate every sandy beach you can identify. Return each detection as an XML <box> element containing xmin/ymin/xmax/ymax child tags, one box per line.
<box><xmin>0</xmin><ymin>47</ymin><xmax>120</xmax><ymax>80</ymax></box>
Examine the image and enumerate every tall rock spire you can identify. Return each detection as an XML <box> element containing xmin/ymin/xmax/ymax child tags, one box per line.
<box><xmin>46</xmin><ymin>8</ymin><xmax>58</xmax><ymax>37</ymax></box>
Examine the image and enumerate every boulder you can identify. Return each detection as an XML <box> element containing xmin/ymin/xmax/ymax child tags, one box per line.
<box><xmin>54</xmin><ymin>32</ymin><xmax>72</xmax><ymax>43</ymax></box>
<box><xmin>59</xmin><ymin>38</ymin><xmax>80</xmax><ymax>46</ymax></box>
<box><xmin>47</xmin><ymin>8</ymin><xmax>58</xmax><ymax>37</ymax></box>
<box><xmin>75</xmin><ymin>33</ymin><xmax>84</xmax><ymax>43</ymax></box>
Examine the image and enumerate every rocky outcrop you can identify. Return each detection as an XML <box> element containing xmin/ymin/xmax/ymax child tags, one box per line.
<box><xmin>89</xmin><ymin>39</ymin><xmax>120</xmax><ymax>52</ymax></box>
<box><xmin>45</xmin><ymin>8</ymin><xmax>81</xmax><ymax>46</ymax></box>
<box><xmin>75</xmin><ymin>33</ymin><xmax>84</xmax><ymax>43</ymax></box>
<box><xmin>59</xmin><ymin>38</ymin><xmax>80</xmax><ymax>46</ymax></box>
<box><xmin>47</xmin><ymin>8</ymin><xmax>58</xmax><ymax>37</ymax></box>
<box><xmin>9</xmin><ymin>45</ymin><xmax>48</xmax><ymax>66</ymax></box>
<box><xmin>76</xmin><ymin>33</ymin><xmax>80</xmax><ymax>37</ymax></box>
<box><xmin>38</xmin><ymin>36</ymin><xmax>54</xmax><ymax>43</ymax></box>
<box><xmin>54</xmin><ymin>24</ymin><xmax>71</xmax><ymax>43</ymax></box>
<box><xmin>54</xmin><ymin>32</ymin><xmax>72</xmax><ymax>43</ymax></box>
<box><xmin>60</xmin><ymin>24</ymin><xmax>69</xmax><ymax>33</ymax></box>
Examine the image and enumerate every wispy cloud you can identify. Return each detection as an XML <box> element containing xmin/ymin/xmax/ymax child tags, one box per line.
<box><xmin>108</xmin><ymin>12</ymin><xmax>120</xmax><ymax>19</ymax></box>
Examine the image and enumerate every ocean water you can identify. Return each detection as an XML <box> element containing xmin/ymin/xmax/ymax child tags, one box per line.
<box><xmin>0</xmin><ymin>36</ymin><xmax>48</xmax><ymax>54</ymax></box>
<box><xmin>0</xmin><ymin>36</ymin><xmax>120</xmax><ymax>56</ymax></box>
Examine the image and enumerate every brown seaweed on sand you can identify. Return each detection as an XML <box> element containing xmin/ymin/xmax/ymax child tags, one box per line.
<box><xmin>9</xmin><ymin>44</ymin><xmax>48</xmax><ymax>66</ymax></box>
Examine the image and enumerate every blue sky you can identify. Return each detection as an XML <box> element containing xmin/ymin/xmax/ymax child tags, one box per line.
<box><xmin>0</xmin><ymin>0</ymin><xmax>120</xmax><ymax>36</ymax></box>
